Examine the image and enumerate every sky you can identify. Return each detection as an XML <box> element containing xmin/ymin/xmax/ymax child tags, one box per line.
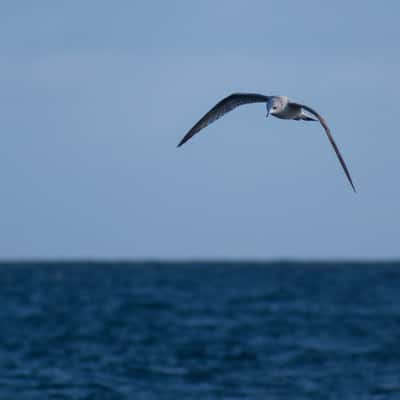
<box><xmin>0</xmin><ymin>1</ymin><xmax>399</xmax><ymax>260</ymax></box>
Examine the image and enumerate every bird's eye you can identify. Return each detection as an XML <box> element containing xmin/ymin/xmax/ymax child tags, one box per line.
<box><xmin>273</xmin><ymin>106</ymin><xmax>277</xmax><ymax>110</ymax></box>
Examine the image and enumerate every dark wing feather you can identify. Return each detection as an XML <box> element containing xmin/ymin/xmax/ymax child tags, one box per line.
<box><xmin>177</xmin><ymin>93</ymin><xmax>269</xmax><ymax>147</ymax></box>
<box><xmin>291</xmin><ymin>102</ymin><xmax>356</xmax><ymax>192</ymax></box>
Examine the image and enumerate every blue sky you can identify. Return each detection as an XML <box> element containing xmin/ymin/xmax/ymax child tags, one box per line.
<box><xmin>1</xmin><ymin>1</ymin><xmax>399</xmax><ymax>260</ymax></box>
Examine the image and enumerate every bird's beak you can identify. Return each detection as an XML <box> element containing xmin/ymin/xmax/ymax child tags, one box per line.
<box><xmin>266</xmin><ymin>104</ymin><xmax>271</xmax><ymax>118</ymax></box>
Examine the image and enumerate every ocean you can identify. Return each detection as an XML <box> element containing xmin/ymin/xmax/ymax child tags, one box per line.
<box><xmin>0</xmin><ymin>261</ymin><xmax>399</xmax><ymax>399</ymax></box>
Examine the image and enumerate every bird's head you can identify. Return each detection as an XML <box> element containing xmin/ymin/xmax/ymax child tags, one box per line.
<box><xmin>266</xmin><ymin>96</ymin><xmax>289</xmax><ymax>117</ymax></box>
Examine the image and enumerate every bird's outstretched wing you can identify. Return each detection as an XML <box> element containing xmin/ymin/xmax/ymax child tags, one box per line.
<box><xmin>177</xmin><ymin>93</ymin><xmax>269</xmax><ymax>147</ymax></box>
<box><xmin>291</xmin><ymin>102</ymin><xmax>356</xmax><ymax>192</ymax></box>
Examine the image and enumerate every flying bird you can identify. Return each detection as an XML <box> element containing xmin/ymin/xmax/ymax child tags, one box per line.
<box><xmin>177</xmin><ymin>93</ymin><xmax>356</xmax><ymax>192</ymax></box>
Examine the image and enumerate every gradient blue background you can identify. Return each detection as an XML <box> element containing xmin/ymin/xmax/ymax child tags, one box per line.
<box><xmin>1</xmin><ymin>1</ymin><xmax>398</xmax><ymax>260</ymax></box>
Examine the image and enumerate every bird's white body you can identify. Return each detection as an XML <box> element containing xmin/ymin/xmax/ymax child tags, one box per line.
<box><xmin>268</xmin><ymin>96</ymin><xmax>311</xmax><ymax>120</ymax></box>
<box><xmin>273</xmin><ymin>104</ymin><xmax>300</xmax><ymax>119</ymax></box>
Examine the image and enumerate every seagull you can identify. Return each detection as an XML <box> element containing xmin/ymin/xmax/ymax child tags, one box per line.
<box><xmin>177</xmin><ymin>93</ymin><xmax>356</xmax><ymax>192</ymax></box>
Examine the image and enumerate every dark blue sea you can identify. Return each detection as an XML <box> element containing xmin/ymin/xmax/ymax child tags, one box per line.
<box><xmin>1</xmin><ymin>262</ymin><xmax>400</xmax><ymax>400</ymax></box>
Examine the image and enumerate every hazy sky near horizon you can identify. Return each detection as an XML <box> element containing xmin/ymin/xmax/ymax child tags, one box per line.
<box><xmin>1</xmin><ymin>1</ymin><xmax>399</xmax><ymax>259</ymax></box>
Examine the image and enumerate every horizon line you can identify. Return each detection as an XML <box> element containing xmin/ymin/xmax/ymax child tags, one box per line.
<box><xmin>0</xmin><ymin>258</ymin><xmax>399</xmax><ymax>265</ymax></box>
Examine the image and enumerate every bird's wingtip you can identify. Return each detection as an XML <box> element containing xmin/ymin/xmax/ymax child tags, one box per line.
<box><xmin>177</xmin><ymin>136</ymin><xmax>189</xmax><ymax>147</ymax></box>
